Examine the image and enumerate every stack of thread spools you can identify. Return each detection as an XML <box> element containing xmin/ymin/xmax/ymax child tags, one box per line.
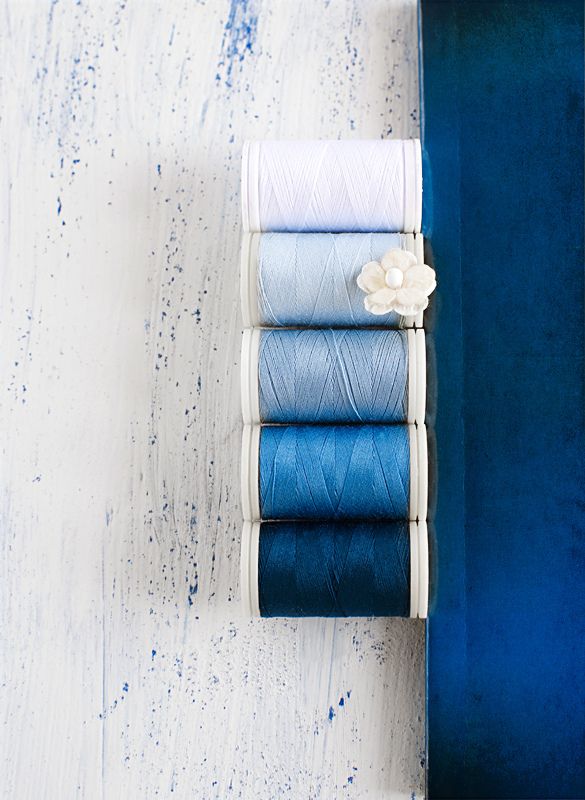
<box><xmin>240</xmin><ymin>140</ymin><xmax>429</xmax><ymax>619</ymax></box>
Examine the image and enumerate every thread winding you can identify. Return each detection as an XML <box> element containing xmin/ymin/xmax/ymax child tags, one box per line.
<box><xmin>242</xmin><ymin>140</ymin><xmax>421</xmax><ymax>232</ymax></box>
<box><xmin>258</xmin><ymin>328</ymin><xmax>409</xmax><ymax>424</ymax></box>
<box><xmin>259</xmin><ymin>424</ymin><xmax>411</xmax><ymax>520</ymax></box>
<box><xmin>240</xmin><ymin>138</ymin><xmax>428</xmax><ymax>620</ymax></box>
<box><xmin>253</xmin><ymin>232</ymin><xmax>420</xmax><ymax>327</ymax></box>
<box><xmin>258</xmin><ymin>520</ymin><xmax>411</xmax><ymax>617</ymax></box>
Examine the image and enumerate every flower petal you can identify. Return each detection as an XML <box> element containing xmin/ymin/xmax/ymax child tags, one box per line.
<box><xmin>364</xmin><ymin>288</ymin><xmax>397</xmax><ymax>315</ymax></box>
<box><xmin>357</xmin><ymin>261</ymin><xmax>386</xmax><ymax>293</ymax></box>
<box><xmin>381</xmin><ymin>248</ymin><xmax>417</xmax><ymax>273</ymax></box>
<box><xmin>402</xmin><ymin>264</ymin><xmax>437</xmax><ymax>296</ymax></box>
<box><xmin>394</xmin><ymin>287</ymin><xmax>429</xmax><ymax>317</ymax></box>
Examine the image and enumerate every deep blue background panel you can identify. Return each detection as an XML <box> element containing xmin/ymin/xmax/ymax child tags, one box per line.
<box><xmin>421</xmin><ymin>1</ymin><xmax>585</xmax><ymax>797</ymax></box>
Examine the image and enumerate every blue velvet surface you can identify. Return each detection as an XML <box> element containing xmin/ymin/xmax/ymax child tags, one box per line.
<box><xmin>258</xmin><ymin>329</ymin><xmax>409</xmax><ymax>423</ymax></box>
<box><xmin>421</xmin><ymin>1</ymin><xmax>585</xmax><ymax>797</ymax></box>
<box><xmin>259</xmin><ymin>424</ymin><xmax>410</xmax><ymax>520</ymax></box>
<box><xmin>258</xmin><ymin>520</ymin><xmax>410</xmax><ymax>618</ymax></box>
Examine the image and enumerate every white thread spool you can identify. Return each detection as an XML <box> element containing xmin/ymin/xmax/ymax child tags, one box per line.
<box><xmin>408</xmin><ymin>423</ymin><xmax>428</xmax><ymax>524</ymax></box>
<box><xmin>241</xmin><ymin>139</ymin><xmax>422</xmax><ymax>233</ymax></box>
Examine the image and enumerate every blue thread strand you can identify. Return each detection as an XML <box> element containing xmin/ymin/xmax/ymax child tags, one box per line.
<box><xmin>258</xmin><ymin>520</ymin><xmax>410</xmax><ymax>617</ymax></box>
<box><xmin>259</xmin><ymin>424</ymin><xmax>410</xmax><ymax>520</ymax></box>
<box><xmin>257</xmin><ymin>232</ymin><xmax>407</xmax><ymax>326</ymax></box>
<box><xmin>258</xmin><ymin>328</ymin><xmax>409</xmax><ymax>423</ymax></box>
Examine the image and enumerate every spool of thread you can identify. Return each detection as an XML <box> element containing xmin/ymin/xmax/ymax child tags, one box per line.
<box><xmin>240</xmin><ymin>231</ymin><xmax>425</xmax><ymax>328</ymax></box>
<box><xmin>240</xmin><ymin>519</ymin><xmax>429</xmax><ymax>619</ymax></box>
<box><xmin>241</xmin><ymin>139</ymin><xmax>422</xmax><ymax>233</ymax></box>
<box><xmin>241</xmin><ymin>423</ymin><xmax>428</xmax><ymax>522</ymax></box>
<box><xmin>241</xmin><ymin>328</ymin><xmax>426</xmax><ymax>425</ymax></box>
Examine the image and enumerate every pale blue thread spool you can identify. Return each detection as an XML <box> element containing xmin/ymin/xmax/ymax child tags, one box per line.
<box><xmin>240</xmin><ymin>232</ymin><xmax>425</xmax><ymax>328</ymax></box>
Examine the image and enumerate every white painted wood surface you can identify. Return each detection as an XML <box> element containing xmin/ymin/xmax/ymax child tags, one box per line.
<box><xmin>0</xmin><ymin>2</ymin><xmax>424</xmax><ymax>797</ymax></box>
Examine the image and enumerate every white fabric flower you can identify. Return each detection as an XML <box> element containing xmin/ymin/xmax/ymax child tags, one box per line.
<box><xmin>356</xmin><ymin>248</ymin><xmax>437</xmax><ymax>316</ymax></box>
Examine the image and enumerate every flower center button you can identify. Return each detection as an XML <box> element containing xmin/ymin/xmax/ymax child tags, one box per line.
<box><xmin>385</xmin><ymin>267</ymin><xmax>404</xmax><ymax>289</ymax></box>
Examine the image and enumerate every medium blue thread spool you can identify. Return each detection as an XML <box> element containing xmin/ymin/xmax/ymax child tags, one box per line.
<box><xmin>240</xmin><ymin>519</ymin><xmax>429</xmax><ymax>618</ymax></box>
<box><xmin>241</xmin><ymin>328</ymin><xmax>426</xmax><ymax>425</ymax></box>
<box><xmin>240</xmin><ymin>232</ymin><xmax>425</xmax><ymax>328</ymax></box>
<box><xmin>241</xmin><ymin>424</ymin><xmax>427</xmax><ymax>523</ymax></box>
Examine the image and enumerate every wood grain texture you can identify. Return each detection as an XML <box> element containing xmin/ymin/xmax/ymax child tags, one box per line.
<box><xmin>0</xmin><ymin>2</ymin><xmax>423</xmax><ymax>797</ymax></box>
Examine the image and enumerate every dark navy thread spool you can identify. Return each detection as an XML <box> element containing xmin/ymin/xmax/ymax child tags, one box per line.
<box><xmin>240</xmin><ymin>520</ymin><xmax>429</xmax><ymax>619</ymax></box>
<box><xmin>240</xmin><ymin>232</ymin><xmax>425</xmax><ymax>329</ymax></box>
<box><xmin>241</xmin><ymin>423</ymin><xmax>428</xmax><ymax>523</ymax></box>
<box><xmin>241</xmin><ymin>328</ymin><xmax>426</xmax><ymax>425</ymax></box>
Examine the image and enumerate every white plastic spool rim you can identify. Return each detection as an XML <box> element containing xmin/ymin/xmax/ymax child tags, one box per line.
<box><xmin>417</xmin><ymin>423</ymin><xmax>428</xmax><ymax>523</ymax></box>
<box><xmin>409</xmin><ymin>424</ymin><xmax>428</xmax><ymax>522</ymax></box>
<box><xmin>407</xmin><ymin>329</ymin><xmax>426</xmax><ymax>426</ymax></box>
<box><xmin>413</xmin><ymin>230</ymin><xmax>424</xmax><ymax>266</ymax></box>
<box><xmin>409</xmin><ymin>520</ymin><xmax>419</xmax><ymax>618</ymax></box>
<box><xmin>413</xmin><ymin>139</ymin><xmax>423</xmax><ymax>235</ymax></box>
<box><xmin>241</xmin><ymin>329</ymin><xmax>260</xmax><ymax>425</ymax></box>
<box><xmin>241</xmin><ymin>520</ymin><xmax>260</xmax><ymax>617</ymax></box>
<box><xmin>403</xmin><ymin>139</ymin><xmax>423</xmax><ymax>235</ymax></box>
<box><xmin>408</xmin><ymin>424</ymin><xmax>418</xmax><ymax>521</ymax></box>
<box><xmin>241</xmin><ymin>424</ymin><xmax>260</xmax><ymax>522</ymax></box>
<box><xmin>406</xmin><ymin>330</ymin><xmax>416</xmax><ymax>425</ymax></box>
<box><xmin>413</xmin><ymin>232</ymin><xmax>425</xmax><ymax>329</ymax></box>
<box><xmin>415</xmin><ymin>328</ymin><xmax>427</xmax><ymax>426</ymax></box>
<box><xmin>417</xmin><ymin>520</ymin><xmax>429</xmax><ymax>619</ymax></box>
<box><xmin>241</xmin><ymin>140</ymin><xmax>260</xmax><ymax>232</ymax></box>
<box><xmin>240</xmin><ymin>232</ymin><xmax>260</xmax><ymax>328</ymax></box>
<box><xmin>401</xmin><ymin>233</ymin><xmax>425</xmax><ymax>328</ymax></box>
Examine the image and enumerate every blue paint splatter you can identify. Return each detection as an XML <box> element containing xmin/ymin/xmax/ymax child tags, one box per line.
<box><xmin>187</xmin><ymin>578</ymin><xmax>198</xmax><ymax>607</ymax></box>
<box><xmin>199</xmin><ymin>99</ymin><xmax>209</xmax><ymax>128</ymax></box>
<box><xmin>217</xmin><ymin>0</ymin><xmax>258</xmax><ymax>89</ymax></box>
<box><xmin>328</xmin><ymin>706</ymin><xmax>335</xmax><ymax>722</ymax></box>
<box><xmin>122</xmin><ymin>682</ymin><xmax>129</xmax><ymax>692</ymax></box>
<box><xmin>151</xmin><ymin>649</ymin><xmax>157</xmax><ymax>660</ymax></box>
<box><xmin>57</xmin><ymin>196</ymin><xmax>62</xmax><ymax>215</ymax></box>
<box><xmin>339</xmin><ymin>696</ymin><xmax>344</xmax><ymax>706</ymax></box>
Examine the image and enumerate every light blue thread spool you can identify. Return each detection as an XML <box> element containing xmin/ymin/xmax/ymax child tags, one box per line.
<box><xmin>241</xmin><ymin>328</ymin><xmax>426</xmax><ymax>425</ymax></box>
<box><xmin>240</xmin><ymin>232</ymin><xmax>425</xmax><ymax>328</ymax></box>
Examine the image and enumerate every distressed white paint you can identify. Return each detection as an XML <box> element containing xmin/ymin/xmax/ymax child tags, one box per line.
<box><xmin>0</xmin><ymin>1</ymin><xmax>423</xmax><ymax>797</ymax></box>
